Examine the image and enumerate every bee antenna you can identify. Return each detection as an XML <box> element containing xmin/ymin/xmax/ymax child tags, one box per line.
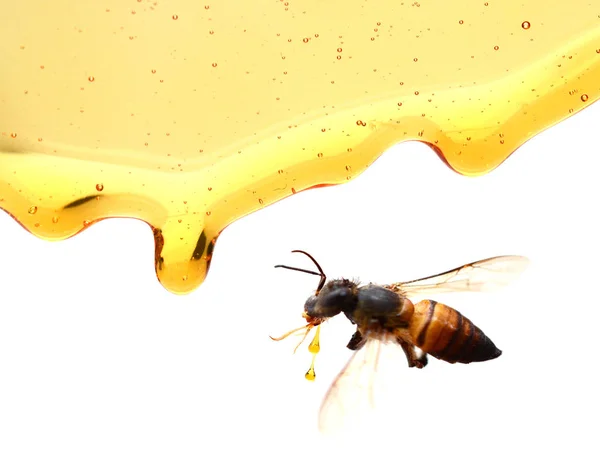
<box><xmin>274</xmin><ymin>250</ymin><xmax>327</xmax><ymax>294</ymax></box>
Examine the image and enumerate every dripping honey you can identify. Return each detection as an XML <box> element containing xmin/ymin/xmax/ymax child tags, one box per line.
<box><xmin>0</xmin><ymin>1</ymin><xmax>598</xmax><ymax>293</ymax></box>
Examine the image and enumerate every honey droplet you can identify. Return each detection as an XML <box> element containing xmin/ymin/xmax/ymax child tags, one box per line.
<box><xmin>305</xmin><ymin>325</ymin><xmax>321</xmax><ymax>381</ymax></box>
<box><xmin>305</xmin><ymin>366</ymin><xmax>316</xmax><ymax>381</ymax></box>
<box><xmin>88</xmin><ymin>76</ymin><xmax>95</xmax><ymax>82</ymax></box>
<box><xmin>581</xmin><ymin>94</ymin><xmax>589</xmax><ymax>102</ymax></box>
<box><xmin>95</xmin><ymin>183</ymin><xmax>104</xmax><ymax>192</ymax></box>
<box><xmin>28</xmin><ymin>206</ymin><xmax>37</xmax><ymax>214</ymax></box>
<box><xmin>172</xmin><ymin>14</ymin><xmax>178</xmax><ymax>20</ymax></box>
<box><xmin>522</xmin><ymin>21</ymin><xmax>531</xmax><ymax>30</ymax></box>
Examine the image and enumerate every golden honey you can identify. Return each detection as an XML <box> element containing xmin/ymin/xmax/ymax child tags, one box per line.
<box><xmin>1</xmin><ymin>0</ymin><xmax>599</xmax><ymax>293</ymax></box>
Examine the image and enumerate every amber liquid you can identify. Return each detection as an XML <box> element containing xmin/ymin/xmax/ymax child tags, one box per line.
<box><xmin>1</xmin><ymin>0</ymin><xmax>599</xmax><ymax>293</ymax></box>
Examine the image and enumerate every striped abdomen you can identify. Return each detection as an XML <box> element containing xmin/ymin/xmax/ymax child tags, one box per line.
<box><xmin>408</xmin><ymin>300</ymin><xmax>501</xmax><ymax>364</ymax></box>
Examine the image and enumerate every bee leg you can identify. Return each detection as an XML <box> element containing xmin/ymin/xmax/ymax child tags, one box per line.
<box><xmin>397</xmin><ymin>338</ymin><xmax>428</xmax><ymax>369</ymax></box>
<box><xmin>415</xmin><ymin>348</ymin><xmax>428</xmax><ymax>368</ymax></box>
<box><xmin>346</xmin><ymin>330</ymin><xmax>366</xmax><ymax>350</ymax></box>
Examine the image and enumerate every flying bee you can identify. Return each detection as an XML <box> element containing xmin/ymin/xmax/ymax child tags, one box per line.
<box><xmin>271</xmin><ymin>250</ymin><xmax>529</xmax><ymax>431</ymax></box>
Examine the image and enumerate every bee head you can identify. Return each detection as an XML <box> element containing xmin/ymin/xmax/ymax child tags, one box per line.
<box><xmin>276</xmin><ymin>250</ymin><xmax>358</xmax><ymax>321</ymax></box>
<box><xmin>303</xmin><ymin>279</ymin><xmax>357</xmax><ymax>319</ymax></box>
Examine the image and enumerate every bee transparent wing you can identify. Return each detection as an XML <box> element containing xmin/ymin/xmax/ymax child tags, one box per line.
<box><xmin>318</xmin><ymin>337</ymin><xmax>381</xmax><ymax>435</ymax></box>
<box><xmin>318</xmin><ymin>336</ymin><xmax>406</xmax><ymax>435</ymax></box>
<box><xmin>385</xmin><ymin>255</ymin><xmax>529</xmax><ymax>298</ymax></box>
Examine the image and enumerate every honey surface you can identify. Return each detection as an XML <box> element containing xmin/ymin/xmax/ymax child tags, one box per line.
<box><xmin>1</xmin><ymin>1</ymin><xmax>599</xmax><ymax>293</ymax></box>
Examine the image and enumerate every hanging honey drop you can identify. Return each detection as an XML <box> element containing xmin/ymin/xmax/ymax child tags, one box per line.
<box><xmin>305</xmin><ymin>325</ymin><xmax>321</xmax><ymax>381</ymax></box>
<box><xmin>308</xmin><ymin>325</ymin><xmax>321</xmax><ymax>354</ymax></box>
<box><xmin>305</xmin><ymin>361</ymin><xmax>316</xmax><ymax>381</ymax></box>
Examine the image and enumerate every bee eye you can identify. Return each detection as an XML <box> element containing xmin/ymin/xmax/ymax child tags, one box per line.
<box><xmin>304</xmin><ymin>295</ymin><xmax>318</xmax><ymax>315</ymax></box>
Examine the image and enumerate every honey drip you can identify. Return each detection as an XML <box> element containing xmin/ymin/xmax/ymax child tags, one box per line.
<box><xmin>305</xmin><ymin>326</ymin><xmax>321</xmax><ymax>381</ymax></box>
<box><xmin>1</xmin><ymin>1</ymin><xmax>599</xmax><ymax>293</ymax></box>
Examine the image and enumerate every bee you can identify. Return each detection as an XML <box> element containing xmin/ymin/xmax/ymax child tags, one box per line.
<box><xmin>271</xmin><ymin>250</ymin><xmax>529</xmax><ymax>432</ymax></box>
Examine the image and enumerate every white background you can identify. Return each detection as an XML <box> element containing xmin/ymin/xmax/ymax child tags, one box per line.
<box><xmin>1</xmin><ymin>102</ymin><xmax>599</xmax><ymax>462</ymax></box>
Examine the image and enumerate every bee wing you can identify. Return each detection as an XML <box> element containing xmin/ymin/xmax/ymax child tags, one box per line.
<box><xmin>385</xmin><ymin>255</ymin><xmax>529</xmax><ymax>298</ymax></box>
<box><xmin>318</xmin><ymin>336</ymin><xmax>406</xmax><ymax>435</ymax></box>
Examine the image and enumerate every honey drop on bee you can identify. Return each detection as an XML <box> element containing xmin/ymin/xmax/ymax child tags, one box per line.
<box><xmin>308</xmin><ymin>325</ymin><xmax>321</xmax><ymax>354</ymax></box>
<box><xmin>305</xmin><ymin>325</ymin><xmax>321</xmax><ymax>381</ymax></box>
<box><xmin>305</xmin><ymin>363</ymin><xmax>316</xmax><ymax>381</ymax></box>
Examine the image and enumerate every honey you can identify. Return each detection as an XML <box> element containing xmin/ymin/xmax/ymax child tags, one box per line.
<box><xmin>1</xmin><ymin>1</ymin><xmax>599</xmax><ymax>293</ymax></box>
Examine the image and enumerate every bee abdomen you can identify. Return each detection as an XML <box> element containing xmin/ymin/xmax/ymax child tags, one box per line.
<box><xmin>409</xmin><ymin>300</ymin><xmax>501</xmax><ymax>364</ymax></box>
